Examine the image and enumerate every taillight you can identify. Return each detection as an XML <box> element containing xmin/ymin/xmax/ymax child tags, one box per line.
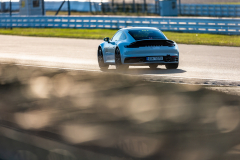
<box><xmin>124</xmin><ymin>45</ymin><xmax>139</xmax><ymax>48</ymax></box>
<box><xmin>168</xmin><ymin>43</ymin><xmax>175</xmax><ymax>47</ymax></box>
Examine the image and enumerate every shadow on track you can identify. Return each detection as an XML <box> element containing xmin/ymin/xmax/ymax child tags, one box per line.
<box><xmin>103</xmin><ymin>68</ymin><xmax>186</xmax><ymax>75</ymax></box>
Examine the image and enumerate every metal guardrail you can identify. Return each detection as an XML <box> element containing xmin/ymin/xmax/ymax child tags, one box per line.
<box><xmin>0</xmin><ymin>16</ymin><xmax>240</xmax><ymax>35</ymax></box>
<box><xmin>180</xmin><ymin>4</ymin><xmax>240</xmax><ymax>17</ymax></box>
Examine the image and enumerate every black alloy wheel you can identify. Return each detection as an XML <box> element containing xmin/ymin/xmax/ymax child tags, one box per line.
<box><xmin>165</xmin><ymin>63</ymin><xmax>179</xmax><ymax>69</ymax></box>
<box><xmin>98</xmin><ymin>47</ymin><xmax>109</xmax><ymax>70</ymax></box>
<box><xmin>115</xmin><ymin>48</ymin><xmax>129</xmax><ymax>70</ymax></box>
<box><xmin>149</xmin><ymin>64</ymin><xmax>158</xmax><ymax>69</ymax></box>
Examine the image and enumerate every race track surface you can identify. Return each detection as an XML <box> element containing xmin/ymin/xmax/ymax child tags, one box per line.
<box><xmin>0</xmin><ymin>35</ymin><xmax>239</xmax><ymax>84</ymax></box>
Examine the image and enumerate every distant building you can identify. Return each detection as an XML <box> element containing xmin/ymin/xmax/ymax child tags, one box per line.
<box><xmin>19</xmin><ymin>0</ymin><xmax>44</xmax><ymax>15</ymax></box>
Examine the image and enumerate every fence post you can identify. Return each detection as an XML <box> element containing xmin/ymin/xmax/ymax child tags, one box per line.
<box><xmin>89</xmin><ymin>0</ymin><xmax>92</xmax><ymax>13</ymax></box>
<box><xmin>178</xmin><ymin>0</ymin><xmax>181</xmax><ymax>15</ymax></box>
<box><xmin>112</xmin><ymin>0</ymin><xmax>114</xmax><ymax>13</ymax></box>
<box><xmin>42</xmin><ymin>0</ymin><xmax>45</xmax><ymax>15</ymax></box>
<box><xmin>68</xmin><ymin>0</ymin><xmax>71</xmax><ymax>15</ymax></box>
<box><xmin>10</xmin><ymin>0</ymin><xmax>12</xmax><ymax>16</ymax></box>
<box><xmin>155</xmin><ymin>0</ymin><xmax>157</xmax><ymax>14</ymax></box>
<box><xmin>55</xmin><ymin>0</ymin><xmax>66</xmax><ymax>15</ymax></box>
<box><xmin>132</xmin><ymin>0</ymin><xmax>135</xmax><ymax>13</ymax></box>
<box><xmin>123</xmin><ymin>0</ymin><xmax>125</xmax><ymax>12</ymax></box>
<box><xmin>143</xmin><ymin>0</ymin><xmax>146</xmax><ymax>13</ymax></box>
<box><xmin>10</xmin><ymin>0</ymin><xmax>12</xmax><ymax>30</ymax></box>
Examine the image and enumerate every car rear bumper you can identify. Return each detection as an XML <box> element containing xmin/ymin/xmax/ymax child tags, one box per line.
<box><xmin>121</xmin><ymin>46</ymin><xmax>179</xmax><ymax>65</ymax></box>
<box><xmin>123</xmin><ymin>55</ymin><xmax>178</xmax><ymax>65</ymax></box>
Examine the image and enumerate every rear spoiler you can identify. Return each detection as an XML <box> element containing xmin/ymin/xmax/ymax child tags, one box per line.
<box><xmin>125</xmin><ymin>39</ymin><xmax>175</xmax><ymax>48</ymax></box>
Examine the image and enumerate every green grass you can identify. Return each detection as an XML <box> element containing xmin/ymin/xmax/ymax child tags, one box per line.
<box><xmin>0</xmin><ymin>28</ymin><xmax>239</xmax><ymax>47</ymax></box>
<box><xmin>164</xmin><ymin>32</ymin><xmax>240</xmax><ymax>47</ymax></box>
<box><xmin>0</xmin><ymin>28</ymin><xmax>116</xmax><ymax>39</ymax></box>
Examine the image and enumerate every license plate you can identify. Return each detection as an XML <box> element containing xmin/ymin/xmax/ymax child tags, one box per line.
<box><xmin>146</xmin><ymin>57</ymin><xmax>163</xmax><ymax>61</ymax></box>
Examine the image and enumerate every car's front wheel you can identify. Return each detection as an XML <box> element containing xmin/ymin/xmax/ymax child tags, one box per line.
<box><xmin>115</xmin><ymin>48</ymin><xmax>129</xmax><ymax>70</ymax></box>
<box><xmin>98</xmin><ymin>47</ymin><xmax>109</xmax><ymax>70</ymax></box>
<box><xmin>165</xmin><ymin>63</ymin><xmax>178</xmax><ymax>69</ymax></box>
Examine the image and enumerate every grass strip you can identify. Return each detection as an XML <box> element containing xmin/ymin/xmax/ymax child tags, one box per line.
<box><xmin>0</xmin><ymin>28</ymin><xmax>239</xmax><ymax>47</ymax></box>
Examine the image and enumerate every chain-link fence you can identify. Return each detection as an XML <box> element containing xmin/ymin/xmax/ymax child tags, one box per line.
<box><xmin>180</xmin><ymin>0</ymin><xmax>240</xmax><ymax>4</ymax></box>
<box><xmin>101</xmin><ymin>0</ymin><xmax>159</xmax><ymax>14</ymax></box>
<box><xmin>1</xmin><ymin>0</ymin><xmax>240</xmax><ymax>16</ymax></box>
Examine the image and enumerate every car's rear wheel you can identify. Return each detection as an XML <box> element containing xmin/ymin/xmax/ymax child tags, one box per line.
<box><xmin>98</xmin><ymin>47</ymin><xmax>109</xmax><ymax>70</ymax></box>
<box><xmin>149</xmin><ymin>64</ymin><xmax>158</xmax><ymax>69</ymax></box>
<box><xmin>165</xmin><ymin>63</ymin><xmax>178</xmax><ymax>69</ymax></box>
<box><xmin>115</xmin><ymin>48</ymin><xmax>129</xmax><ymax>70</ymax></box>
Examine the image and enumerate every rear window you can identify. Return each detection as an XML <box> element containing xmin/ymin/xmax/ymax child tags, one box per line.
<box><xmin>128</xmin><ymin>29</ymin><xmax>167</xmax><ymax>40</ymax></box>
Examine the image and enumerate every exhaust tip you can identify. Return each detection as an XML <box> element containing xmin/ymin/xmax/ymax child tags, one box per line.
<box><xmin>139</xmin><ymin>58</ymin><xmax>144</xmax><ymax>62</ymax></box>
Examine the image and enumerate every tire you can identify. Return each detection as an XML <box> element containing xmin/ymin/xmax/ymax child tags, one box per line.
<box><xmin>115</xmin><ymin>48</ymin><xmax>129</xmax><ymax>70</ymax></box>
<box><xmin>149</xmin><ymin>64</ymin><xmax>158</xmax><ymax>69</ymax></box>
<box><xmin>98</xmin><ymin>47</ymin><xmax>109</xmax><ymax>70</ymax></box>
<box><xmin>165</xmin><ymin>63</ymin><xmax>179</xmax><ymax>69</ymax></box>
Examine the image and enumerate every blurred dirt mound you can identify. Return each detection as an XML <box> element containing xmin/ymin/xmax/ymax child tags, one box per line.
<box><xmin>0</xmin><ymin>64</ymin><xmax>240</xmax><ymax>160</ymax></box>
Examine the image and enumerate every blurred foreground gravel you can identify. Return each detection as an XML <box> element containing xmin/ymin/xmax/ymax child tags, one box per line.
<box><xmin>0</xmin><ymin>64</ymin><xmax>240</xmax><ymax>160</ymax></box>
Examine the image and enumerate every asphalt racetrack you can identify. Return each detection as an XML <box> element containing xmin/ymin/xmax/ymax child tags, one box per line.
<box><xmin>0</xmin><ymin>35</ymin><xmax>239</xmax><ymax>84</ymax></box>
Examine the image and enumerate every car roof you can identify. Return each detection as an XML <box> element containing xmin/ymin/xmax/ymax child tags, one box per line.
<box><xmin>120</xmin><ymin>27</ymin><xmax>159</xmax><ymax>31</ymax></box>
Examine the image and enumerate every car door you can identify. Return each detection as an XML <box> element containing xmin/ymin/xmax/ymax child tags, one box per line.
<box><xmin>108</xmin><ymin>31</ymin><xmax>122</xmax><ymax>62</ymax></box>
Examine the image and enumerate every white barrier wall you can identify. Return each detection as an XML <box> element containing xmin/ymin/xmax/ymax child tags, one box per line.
<box><xmin>1</xmin><ymin>16</ymin><xmax>239</xmax><ymax>35</ymax></box>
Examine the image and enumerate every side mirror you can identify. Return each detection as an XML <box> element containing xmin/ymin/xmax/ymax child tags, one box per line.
<box><xmin>104</xmin><ymin>37</ymin><xmax>109</xmax><ymax>43</ymax></box>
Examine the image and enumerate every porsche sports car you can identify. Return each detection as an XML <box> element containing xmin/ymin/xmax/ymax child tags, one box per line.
<box><xmin>98</xmin><ymin>27</ymin><xmax>179</xmax><ymax>70</ymax></box>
